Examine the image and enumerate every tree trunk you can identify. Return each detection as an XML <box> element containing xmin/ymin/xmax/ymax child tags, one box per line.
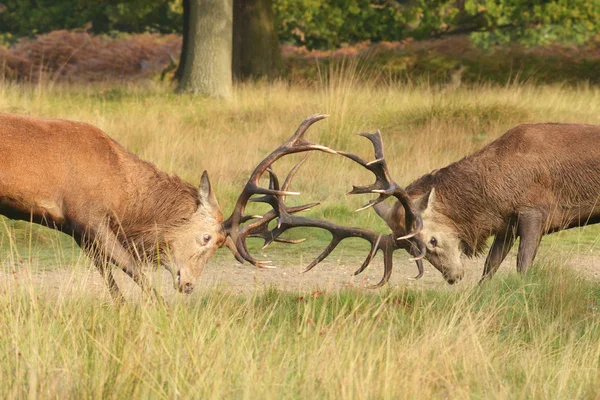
<box><xmin>173</xmin><ymin>0</ymin><xmax>190</xmax><ymax>82</ymax></box>
<box><xmin>176</xmin><ymin>0</ymin><xmax>232</xmax><ymax>98</ymax></box>
<box><xmin>232</xmin><ymin>0</ymin><xmax>282</xmax><ymax>81</ymax></box>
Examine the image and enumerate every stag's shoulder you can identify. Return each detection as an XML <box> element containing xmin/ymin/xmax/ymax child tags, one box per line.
<box><xmin>0</xmin><ymin>112</ymin><xmax>129</xmax><ymax>154</ymax></box>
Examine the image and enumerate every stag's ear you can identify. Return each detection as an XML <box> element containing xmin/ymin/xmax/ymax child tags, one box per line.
<box><xmin>375</xmin><ymin>201</ymin><xmax>410</xmax><ymax>234</ymax></box>
<box><xmin>199</xmin><ymin>171</ymin><xmax>220</xmax><ymax>211</ymax></box>
<box><xmin>373</xmin><ymin>202</ymin><xmax>394</xmax><ymax>227</ymax></box>
<box><xmin>412</xmin><ymin>188</ymin><xmax>436</xmax><ymax>212</ymax></box>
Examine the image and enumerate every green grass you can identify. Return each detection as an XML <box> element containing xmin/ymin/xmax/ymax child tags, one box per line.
<box><xmin>1</xmin><ymin>75</ymin><xmax>600</xmax><ymax>397</ymax></box>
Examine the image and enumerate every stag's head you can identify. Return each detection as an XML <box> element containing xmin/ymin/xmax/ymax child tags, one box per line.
<box><xmin>412</xmin><ymin>188</ymin><xmax>464</xmax><ymax>284</ymax></box>
<box><xmin>379</xmin><ymin>188</ymin><xmax>465</xmax><ymax>284</ymax></box>
<box><xmin>166</xmin><ymin>172</ymin><xmax>229</xmax><ymax>294</ymax></box>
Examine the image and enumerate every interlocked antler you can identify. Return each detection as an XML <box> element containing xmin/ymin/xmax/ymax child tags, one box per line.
<box><xmin>222</xmin><ymin>114</ymin><xmax>336</xmax><ymax>267</ymax></box>
<box><xmin>270</xmin><ymin>170</ymin><xmax>428</xmax><ymax>286</ymax></box>
<box><xmin>338</xmin><ymin>131</ymin><xmax>426</xmax><ymax>246</ymax></box>
<box><xmin>223</xmin><ymin>114</ymin><xmax>425</xmax><ymax>287</ymax></box>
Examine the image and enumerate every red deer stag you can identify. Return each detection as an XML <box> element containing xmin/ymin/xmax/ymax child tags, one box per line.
<box><xmin>370</xmin><ymin>123</ymin><xmax>600</xmax><ymax>283</ymax></box>
<box><xmin>0</xmin><ymin>113</ymin><xmax>424</xmax><ymax>303</ymax></box>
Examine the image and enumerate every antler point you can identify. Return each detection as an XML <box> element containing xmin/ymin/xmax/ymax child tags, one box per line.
<box><xmin>366</xmin><ymin>158</ymin><xmax>384</xmax><ymax>166</ymax></box>
<box><xmin>397</xmin><ymin>232</ymin><xmax>417</xmax><ymax>241</ymax></box>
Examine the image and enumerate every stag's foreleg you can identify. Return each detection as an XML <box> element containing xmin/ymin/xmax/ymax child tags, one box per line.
<box><xmin>480</xmin><ymin>221</ymin><xmax>517</xmax><ymax>282</ymax></box>
<box><xmin>85</xmin><ymin>225</ymin><xmax>163</xmax><ymax>305</ymax></box>
<box><xmin>516</xmin><ymin>209</ymin><xmax>544</xmax><ymax>274</ymax></box>
<box><xmin>91</xmin><ymin>255</ymin><xmax>125</xmax><ymax>305</ymax></box>
<box><xmin>75</xmin><ymin>231</ymin><xmax>125</xmax><ymax>304</ymax></box>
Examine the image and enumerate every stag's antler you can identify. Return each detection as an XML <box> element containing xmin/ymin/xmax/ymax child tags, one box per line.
<box><xmin>223</xmin><ymin>114</ymin><xmax>426</xmax><ymax>287</ymax></box>
<box><xmin>338</xmin><ymin>131</ymin><xmax>425</xmax><ymax>243</ymax></box>
<box><xmin>223</xmin><ymin>114</ymin><xmax>336</xmax><ymax>267</ymax></box>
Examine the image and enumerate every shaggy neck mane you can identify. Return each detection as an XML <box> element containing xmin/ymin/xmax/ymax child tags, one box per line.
<box><xmin>407</xmin><ymin>156</ymin><xmax>508</xmax><ymax>257</ymax></box>
<box><xmin>116</xmin><ymin>163</ymin><xmax>199</xmax><ymax>258</ymax></box>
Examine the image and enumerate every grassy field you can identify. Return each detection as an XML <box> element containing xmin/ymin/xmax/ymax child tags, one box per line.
<box><xmin>1</xmin><ymin>74</ymin><xmax>600</xmax><ymax>398</ymax></box>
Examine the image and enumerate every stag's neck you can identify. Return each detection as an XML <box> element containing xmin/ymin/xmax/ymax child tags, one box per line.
<box><xmin>116</xmin><ymin>159</ymin><xmax>199</xmax><ymax>252</ymax></box>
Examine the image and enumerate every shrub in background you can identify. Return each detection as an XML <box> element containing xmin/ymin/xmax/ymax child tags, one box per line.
<box><xmin>0</xmin><ymin>31</ymin><xmax>181</xmax><ymax>82</ymax></box>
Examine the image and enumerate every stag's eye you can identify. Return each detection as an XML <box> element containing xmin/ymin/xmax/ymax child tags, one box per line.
<box><xmin>197</xmin><ymin>233</ymin><xmax>212</xmax><ymax>246</ymax></box>
<box><xmin>429</xmin><ymin>237</ymin><xmax>438</xmax><ymax>248</ymax></box>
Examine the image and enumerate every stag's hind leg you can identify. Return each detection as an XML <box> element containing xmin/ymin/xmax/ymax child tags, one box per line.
<box><xmin>516</xmin><ymin>209</ymin><xmax>544</xmax><ymax>274</ymax></box>
<box><xmin>480</xmin><ymin>222</ymin><xmax>517</xmax><ymax>282</ymax></box>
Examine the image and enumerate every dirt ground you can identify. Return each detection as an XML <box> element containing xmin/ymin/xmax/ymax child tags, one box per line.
<box><xmin>2</xmin><ymin>247</ymin><xmax>600</xmax><ymax>302</ymax></box>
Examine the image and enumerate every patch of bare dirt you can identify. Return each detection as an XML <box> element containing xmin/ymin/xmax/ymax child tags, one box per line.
<box><xmin>1</xmin><ymin>248</ymin><xmax>598</xmax><ymax>302</ymax></box>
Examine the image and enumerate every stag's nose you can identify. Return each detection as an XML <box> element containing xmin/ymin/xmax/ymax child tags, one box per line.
<box><xmin>444</xmin><ymin>271</ymin><xmax>464</xmax><ymax>285</ymax></box>
<box><xmin>179</xmin><ymin>282</ymin><xmax>194</xmax><ymax>294</ymax></box>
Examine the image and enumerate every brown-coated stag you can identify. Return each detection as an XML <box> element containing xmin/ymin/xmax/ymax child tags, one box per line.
<box><xmin>0</xmin><ymin>113</ymin><xmax>423</xmax><ymax>303</ymax></box>
<box><xmin>373</xmin><ymin>123</ymin><xmax>600</xmax><ymax>284</ymax></box>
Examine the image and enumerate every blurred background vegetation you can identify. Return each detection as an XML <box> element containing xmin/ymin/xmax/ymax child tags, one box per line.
<box><xmin>0</xmin><ymin>0</ymin><xmax>599</xmax><ymax>86</ymax></box>
<box><xmin>1</xmin><ymin>0</ymin><xmax>599</xmax><ymax>48</ymax></box>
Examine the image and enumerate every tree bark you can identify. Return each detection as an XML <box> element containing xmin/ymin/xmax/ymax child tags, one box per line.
<box><xmin>232</xmin><ymin>0</ymin><xmax>282</xmax><ymax>81</ymax></box>
<box><xmin>173</xmin><ymin>0</ymin><xmax>190</xmax><ymax>82</ymax></box>
<box><xmin>176</xmin><ymin>0</ymin><xmax>232</xmax><ymax>98</ymax></box>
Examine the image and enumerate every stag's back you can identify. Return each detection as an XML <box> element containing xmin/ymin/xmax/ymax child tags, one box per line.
<box><xmin>460</xmin><ymin>123</ymin><xmax>600</xmax><ymax>205</ymax></box>
<box><xmin>0</xmin><ymin>113</ymin><xmax>140</xmax><ymax>225</ymax></box>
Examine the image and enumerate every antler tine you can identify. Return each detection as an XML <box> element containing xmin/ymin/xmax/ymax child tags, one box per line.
<box><xmin>360</xmin><ymin>130</ymin><xmax>385</xmax><ymax>159</ymax></box>
<box><xmin>288</xmin><ymin>114</ymin><xmax>331</xmax><ymax>147</ymax></box>
<box><xmin>368</xmin><ymin>245</ymin><xmax>395</xmax><ymax>288</ymax></box>
<box><xmin>301</xmin><ymin>238</ymin><xmax>342</xmax><ymax>273</ymax></box>
<box><xmin>410</xmin><ymin>259</ymin><xmax>425</xmax><ymax>280</ymax></box>
<box><xmin>352</xmin><ymin>234</ymin><xmax>382</xmax><ymax>276</ymax></box>
<box><xmin>269</xmin><ymin>213</ymin><xmax>406</xmax><ymax>287</ymax></box>
<box><xmin>268</xmin><ymin>237</ymin><xmax>307</xmax><ymax>245</ymax></box>
<box><xmin>338</xmin><ymin>130</ymin><xmax>426</xmax><ymax>259</ymax></box>
<box><xmin>282</xmin><ymin>156</ymin><xmax>309</xmax><ymax>194</ymax></box>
